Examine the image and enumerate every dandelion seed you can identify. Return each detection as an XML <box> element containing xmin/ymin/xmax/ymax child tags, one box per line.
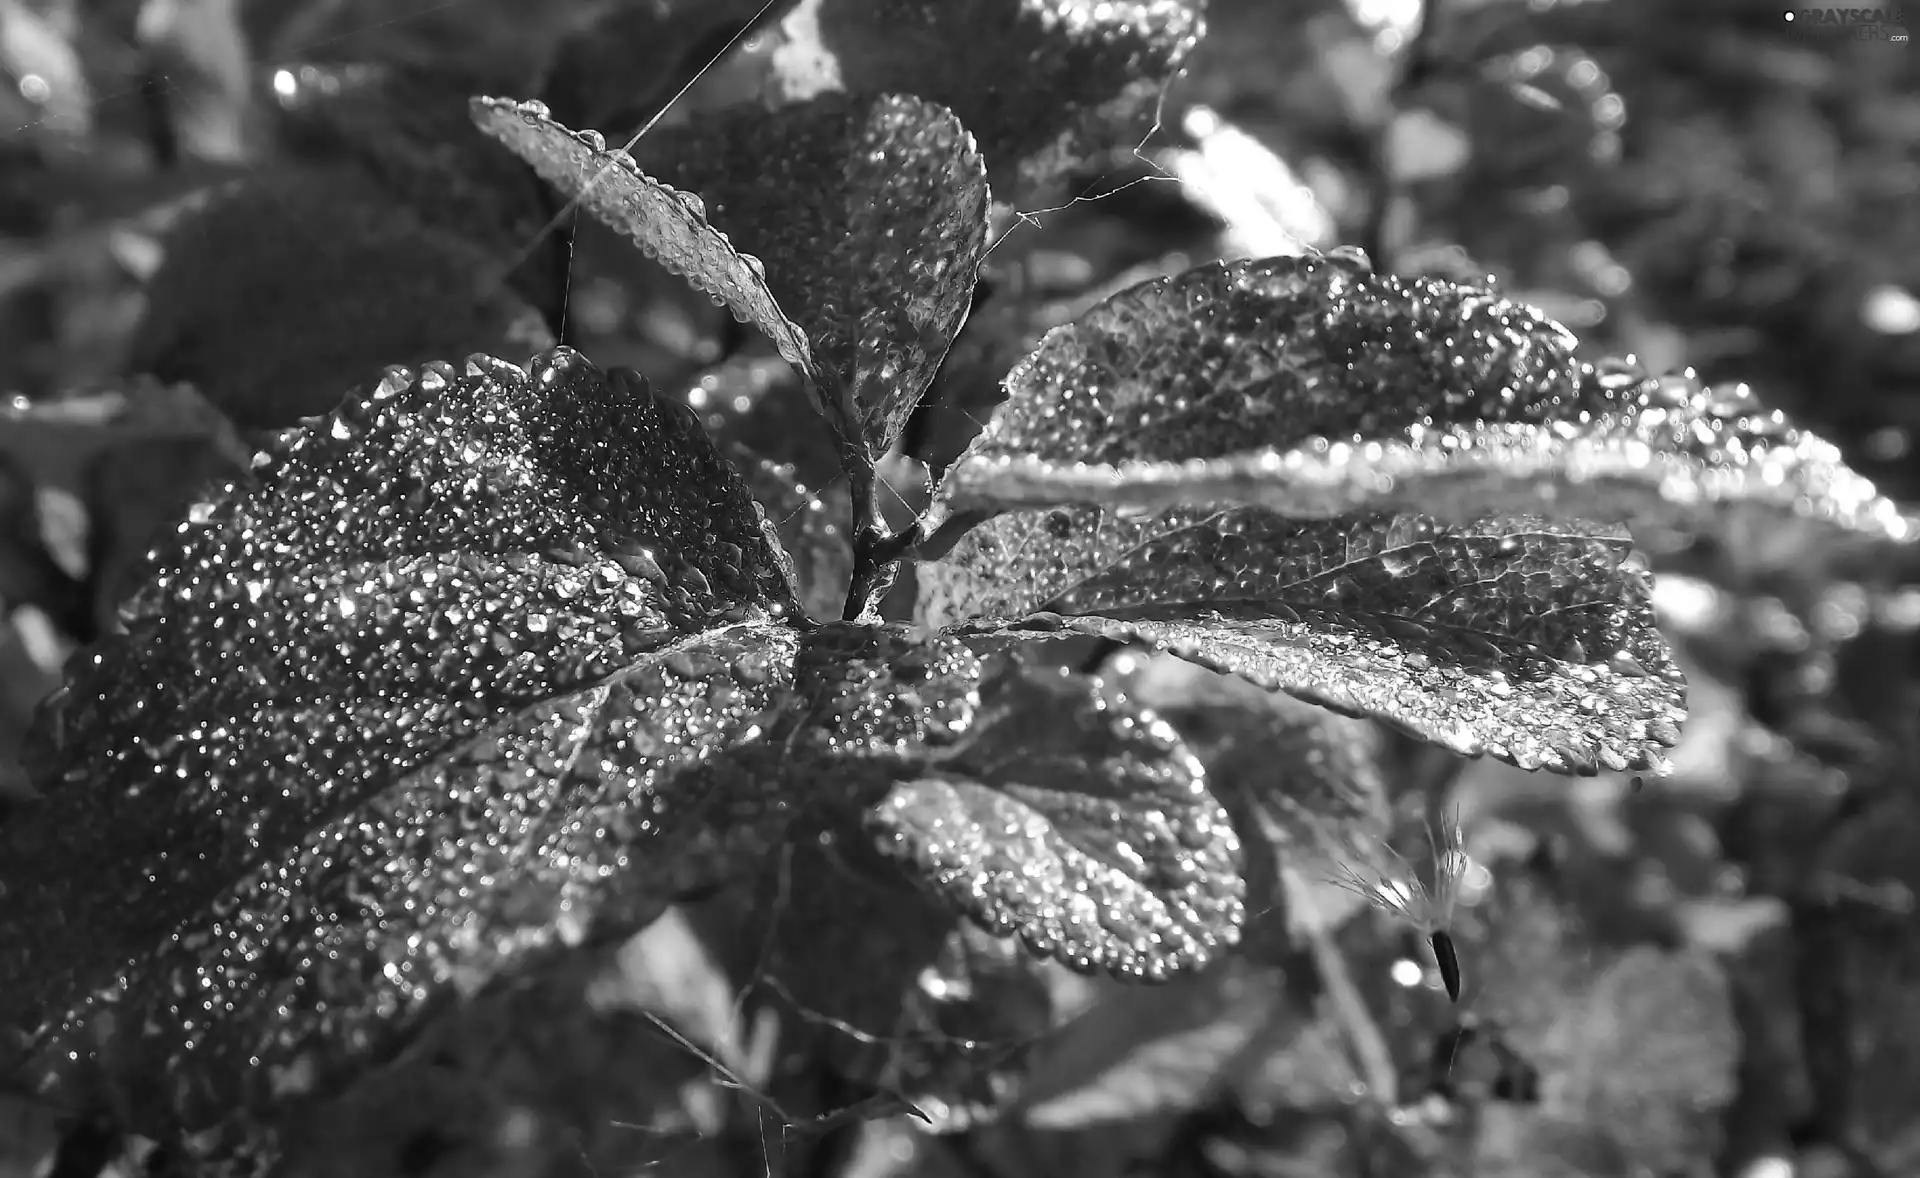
<box><xmin>1327</xmin><ymin>809</ymin><xmax>1472</xmax><ymax>1002</ymax></box>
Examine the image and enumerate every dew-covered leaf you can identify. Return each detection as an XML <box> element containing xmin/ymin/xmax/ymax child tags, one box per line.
<box><xmin>868</xmin><ymin>662</ymin><xmax>1246</xmax><ymax>981</ymax></box>
<box><xmin>2</xmin><ymin>349</ymin><xmax>809</xmax><ymax>1138</ymax></box>
<box><xmin>938</xmin><ymin>254</ymin><xmax>1913</xmax><ymax>561</ymax></box>
<box><xmin>920</xmin><ymin>253</ymin><xmax>1689</xmax><ymax>773</ymax></box>
<box><xmin>796</xmin><ymin>0</ymin><xmax>1207</xmax><ymax>202</ymax></box>
<box><xmin>922</xmin><ymin>508</ymin><xmax>1684</xmax><ymax>774</ymax></box>
<box><xmin>474</xmin><ymin>94</ymin><xmax>991</xmax><ymax>461</ymax></box>
<box><xmin>130</xmin><ymin>166</ymin><xmax>555</xmax><ymax>431</ymax></box>
<box><xmin>633</xmin><ymin>91</ymin><xmax>991</xmax><ymax>459</ymax></box>
<box><xmin>470</xmin><ymin>98</ymin><xmax>817</xmax><ymax>391</ymax></box>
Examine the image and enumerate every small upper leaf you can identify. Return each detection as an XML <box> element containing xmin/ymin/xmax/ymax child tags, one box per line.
<box><xmin>635</xmin><ymin>92</ymin><xmax>991</xmax><ymax>459</ymax></box>
<box><xmin>796</xmin><ymin>0</ymin><xmax>1207</xmax><ymax>202</ymax></box>
<box><xmin>471</xmin><ymin>98</ymin><xmax>817</xmax><ymax>387</ymax></box>
<box><xmin>474</xmin><ymin>93</ymin><xmax>992</xmax><ymax>460</ymax></box>
<box><xmin>868</xmin><ymin>662</ymin><xmax>1245</xmax><ymax>980</ymax></box>
<box><xmin>938</xmin><ymin>254</ymin><xmax>1914</xmax><ymax>560</ymax></box>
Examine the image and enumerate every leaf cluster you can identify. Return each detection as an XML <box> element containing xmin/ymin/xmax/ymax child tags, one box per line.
<box><xmin>0</xmin><ymin>2</ymin><xmax>1915</xmax><ymax>1175</ymax></box>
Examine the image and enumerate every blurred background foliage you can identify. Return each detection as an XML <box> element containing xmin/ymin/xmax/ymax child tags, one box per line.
<box><xmin>1</xmin><ymin>1</ymin><xmax>1917</xmax><ymax>1176</ymax></box>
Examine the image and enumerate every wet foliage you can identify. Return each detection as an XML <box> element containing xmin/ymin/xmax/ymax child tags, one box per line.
<box><xmin>1</xmin><ymin>1</ymin><xmax>1916</xmax><ymax>1177</ymax></box>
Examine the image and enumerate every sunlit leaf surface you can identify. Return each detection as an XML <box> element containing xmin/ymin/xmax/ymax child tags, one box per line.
<box><xmin>940</xmin><ymin>255</ymin><xmax>1912</xmax><ymax>558</ymax></box>
<box><xmin>921</xmin><ymin>254</ymin><xmax>1687</xmax><ymax>773</ymax></box>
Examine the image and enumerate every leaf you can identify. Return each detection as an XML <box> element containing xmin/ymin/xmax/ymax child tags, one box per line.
<box><xmin>918</xmin><ymin>253</ymin><xmax>1689</xmax><ymax>774</ymax></box>
<box><xmin>3</xmin><ymin>349</ymin><xmax>810</xmax><ymax>1141</ymax></box>
<box><xmin>541</xmin><ymin>0</ymin><xmax>802</xmax><ymax>138</ymax></box>
<box><xmin>937</xmin><ymin>255</ymin><xmax>1914</xmax><ymax>563</ymax></box>
<box><xmin>129</xmin><ymin>166</ymin><xmax>556</xmax><ymax>431</ymax></box>
<box><xmin>1534</xmin><ymin>947</ymin><xmax>1739</xmax><ymax>1170</ymax></box>
<box><xmin>270</xmin><ymin>61</ymin><xmax>570</xmax><ymax>323</ymax></box>
<box><xmin>923</xmin><ymin>506</ymin><xmax>1684</xmax><ymax>774</ymax></box>
<box><xmin>471</xmin><ymin>97</ymin><xmax>817</xmax><ymax>387</ymax></box>
<box><xmin>868</xmin><ymin>662</ymin><xmax>1246</xmax><ymax>980</ymax></box>
<box><xmin>793</xmin><ymin>0</ymin><xmax>1208</xmax><ymax>202</ymax></box>
<box><xmin>474</xmin><ymin>92</ymin><xmax>992</xmax><ymax>460</ymax></box>
<box><xmin>0</xmin><ymin>379</ymin><xmax>247</xmax><ymax>495</ymax></box>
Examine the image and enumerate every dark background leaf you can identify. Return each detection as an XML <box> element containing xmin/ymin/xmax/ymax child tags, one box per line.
<box><xmin>793</xmin><ymin>0</ymin><xmax>1207</xmax><ymax>204</ymax></box>
<box><xmin>540</xmin><ymin>0</ymin><xmax>801</xmax><ymax>142</ymax></box>
<box><xmin>129</xmin><ymin>165</ymin><xmax>555</xmax><ymax>430</ymax></box>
